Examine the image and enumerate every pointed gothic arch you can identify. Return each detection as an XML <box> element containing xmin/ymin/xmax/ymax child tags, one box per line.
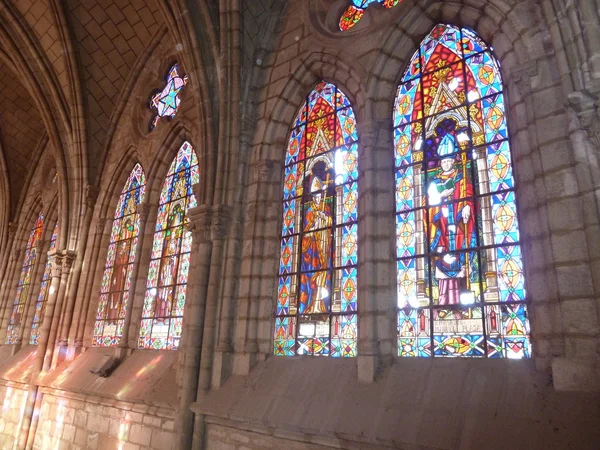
<box><xmin>274</xmin><ymin>81</ymin><xmax>359</xmax><ymax>357</ymax></box>
<box><xmin>393</xmin><ymin>24</ymin><xmax>531</xmax><ymax>358</ymax></box>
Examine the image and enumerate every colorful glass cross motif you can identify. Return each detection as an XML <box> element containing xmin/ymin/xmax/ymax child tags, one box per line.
<box><xmin>139</xmin><ymin>141</ymin><xmax>199</xmax><ymax>350</ymax></box>
<box><xmin>6</xmin><ymin>211</ymin><xmax>44</xmax><ymax>344</ymax></box>
<box><xmin>394</xmin><ymin>24</ymin><xmax>531</xmax><ymax>359</ymax></box>
<box><xmin>29</xmin><ymin>221</ymin><xmax>58</xmax><ymax>345</ymax></box>
<box><xmin>150</xmin><ymin>64</ymin><xmax>189</xmax><ymax>131</ymax></box>
<box><xmin>339</xmin><ymin>0</ymin><xmax>402</xmax><ymax>31</ymax></box>
<box><xmin>93</xmin><ymin>164</ymin><xmax>146</xmax><ymax>347</ymax></box>
<box><xmin>275</xmin><ymin>81</ymin><xmax>359</xmax><ymax>358</ymax></box>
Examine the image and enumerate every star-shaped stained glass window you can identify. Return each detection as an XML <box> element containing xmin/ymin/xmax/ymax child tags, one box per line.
<box><xmin>150</xmin><ymin>64</ymin><xmax>189</xmax><ymax>131</ymax></box>
<box><xmin>339</xmin><ymin>0</ymin><xmax>402</xmax><ymax>31</ymax></box>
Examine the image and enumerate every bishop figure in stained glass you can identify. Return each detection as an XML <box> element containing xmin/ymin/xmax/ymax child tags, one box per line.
<box><xmin>299</xmin><ymin>169</ymin><xmax>334</xmax><ymax>314</ymax></box>
<box><xmin>426</xmin><ymin>121</ymin><xmax>476</xmax><ymax>305</ymax></box>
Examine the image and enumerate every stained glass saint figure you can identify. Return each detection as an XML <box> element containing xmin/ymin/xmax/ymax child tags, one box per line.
<box><xmin>6</xmin><ymin>211</ymin><xmax>44</xmax><ymax>344</ymax></box>
<box><xmin>394</xmin><ymin>24</ymin><xmax>531</xmax><ymax>359</ymax></box>
<box><xmin>29</xmin><ymin>221</ymin><xmax>59</xmax><ymax>344</ymax></box>
<box><xmin>426</xmin><ymin>122</ymin><xmax>476</xmax><ymax>306</ymax></box>
<box><xmin>274</xmin><ymin>81</ymin><xmax>359</xmax><ymax>358</ymax></box>
<box><xmin>93</xmin><ymin>164</ymin><xmax>146</xmax><ymax>347</ymax></box>
<box><xmin>150</xmin><ymin>64</ymin><xmax>189</xmax><ymax>130</ymax></box>
<box><xmin>139</xmin><ymin>141</ymin><xmax>198</xmax><ymax>350</ymax></box>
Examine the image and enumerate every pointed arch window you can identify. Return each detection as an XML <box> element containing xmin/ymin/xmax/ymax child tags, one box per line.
<box><xmin>394</xmin><ymin>24</ymin><xmax>531</xmax><ymax>358</ymax></box>
<box><xmin>6</xmin><ymin>211</ymin><xmax>44</xmax><ymax>344</ymax></box>
<box><xmin>139</xmin><ymin>141</ymin><xmax>199</xmax><ymax>350</ymax></box>
<box><xmin>93</xmin><ymin>164</ymin><xmax>146</xmax><ymax>347</ymax></box>
<box><xmin>274</xmin><ymin>81</ymin><xmax>358</xmax><ymax>357</ymax></box>
<box><xmin>29</xmin><ymin>221</ymin><xmax>59</xmax><ymax>345</ymax></box>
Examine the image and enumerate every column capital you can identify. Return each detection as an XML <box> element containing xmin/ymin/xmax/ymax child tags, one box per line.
<box><xmin>211</xmin><ymin>205</ymin><xmax>232</xmax><ymax>241</ymax></box>
<box><xmin>568</xmin><ymin>89</ymin><xmax>600</xmax><ymax>148</ymax></box>
<box><xmin>511</xmin><ymin>60</ymin><xmax>537</xmax><ymax>97</ymax></box>
<box><xmin>186</xmin><ymin>204</ymin><xmax>213</xmax><ymax>242</ymax></box>
<box><xmin>48</xmin><ymin>251</ymin><xmax>64</xmax><ymax>277</ymax></box>
<box><xmin>61</xmin><ymin>250</ymin><xmax>77</xmax><ymax>275</ymax></box>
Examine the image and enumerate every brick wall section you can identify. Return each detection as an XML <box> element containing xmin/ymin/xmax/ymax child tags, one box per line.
<box><xmin>0</xmin><ymin>385</ymin><xmax>28</xmax><ymax>449</ymax></box>
<box><xmin>32</xmin><ymin>393</ymin><xmax>176</xmax><ymax>450</ymax></box>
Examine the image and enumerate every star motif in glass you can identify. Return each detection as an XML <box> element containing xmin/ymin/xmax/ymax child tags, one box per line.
<box><xmin>150</xmin><ymin>64</ymin><xmax>189</xmax><ymax>131</ymax></box>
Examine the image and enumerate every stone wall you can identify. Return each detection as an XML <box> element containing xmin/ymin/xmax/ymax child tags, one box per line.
<box><xmin>32</xmin><ymin>392</ymin><xmax>176</xmax><ymax>450</ymax></box>
<box><xmin>0</xmin><ymin>385</ymin><xmax>28</xmax><ymax>449</ymax></box>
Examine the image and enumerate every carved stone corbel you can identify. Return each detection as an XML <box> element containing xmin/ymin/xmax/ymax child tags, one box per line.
<box><xmin>511</xmin><ymin>60</ymin><xmax>538</xmax><ymax>97</ymax></box>
<box><xmin>61</xmin><ymin>251</ymin><xmax>77</xmax><ymax>276</ymax></box>
<box><xmin>211</xmin><ymin>205</ymin><xmax>232</xmax><ymax>241</ymax></box>
<box><xmin>568</xmin><ymin>89</ymin><xmax>600</xmax><ymax>148</ymax></box>
<box><xmin>85</xmin><ymin>185</ymin><xmax>100</xmax><ymax>210</ymax></box>
<box><xmin>186</xmin><ymin>204</ymin><xmax>213</xmax><ymax>243</ymax></box>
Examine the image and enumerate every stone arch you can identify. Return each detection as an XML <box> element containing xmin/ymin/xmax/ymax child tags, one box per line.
<box><xmin>363</xmin><ymin>1</ymin><xmax>599</xmax><ymax>379</ymax></box>
<box><xmin>233</xmin><ymin>51</ymin><xmax>374</xmax><ymax>362</ymax></box>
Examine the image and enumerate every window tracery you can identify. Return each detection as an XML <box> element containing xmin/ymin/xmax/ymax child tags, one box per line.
<box><xmin>150</xmin><ymin>64</ymin><xmax>189</xmax><ymax>131</ymax></box>
<box><xmin>274</xmin><ymin>81</ymin><xmax>358</xmax><ymax>357</ymax></box>
<box><xmin>29</xmin><ymin>221</ymin><xmax>58</xmax><ymax>345</ymax></box>
<box><xmin>139</xmin><ymin>142</ymin><xmax>198</xmax><ymax>350</ymax></box>
<box><xmin>93</xmin><ymin>164</ymin><xmax>146</xmax><ymax>347</ymax></box>
<box><xmin>6</xmin><ymin>211</ymin><xmax>44</xmax><ymax>344</ymax></box>
<box><xmin>394</xmin><ymin>24</ymin><xmax>531</xmax><ymax>358</ymax></box>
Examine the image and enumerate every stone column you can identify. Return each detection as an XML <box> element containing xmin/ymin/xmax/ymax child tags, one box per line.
<box><xmin>176</xmin><ymin>204</ymin><xmax>212</xmax><ymax>450</ymax></box>
<box><xmin>234</xmin><ymin>159</ymin><xmax>274</xmax><ymax>376</ymax></box>
<box><xmin>204</xmin><ymin>205</ymin><xmax>232</xmax><ymax>388</ymax></box>
<box><xmin>72</xmin><ymin>218</ymin><xmax>109</xmax><ymax>351</ymax></box>
<box><xmin>56</xmin><ymin>185</ymin><xmax>97</xmax><ymax>361</ymax></box>
<box><xmin>18</xmin><ymin>251</ymin><xmax>65</xmax><ymax>449</ymax></box>
<box><xmin>44</xmin><ymin>250</ymin><xmax>76</xmax><ymax>371</ymax></box>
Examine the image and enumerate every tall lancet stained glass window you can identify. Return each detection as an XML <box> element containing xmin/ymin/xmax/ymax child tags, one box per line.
<box><xmin>6</xmin><ymin>211</ymin><xmax>44</xmax><ymax>344</ymax></box>
<box><xmin>29</xmin><ymin>221</ymin><xmax>58</xmax><ymax>345</ymax></box>
<box><xmin>140</xmin><ymin>141</ymin><xmax>199</xmax><ymax>350</ymax></box>
<box><xmin>274</xmin><ymin>81</ymin><xmax>358</xmax><ymax>357</ymax></box>
<box><xmin>394</xmin><ymin>24</ymin><xmax>531</xmax><ymax>359</ymax></box>
<box><xmin>93</xmin><ymin>164</ymin><xmax>146</xmax><ymax>347</ymax></box>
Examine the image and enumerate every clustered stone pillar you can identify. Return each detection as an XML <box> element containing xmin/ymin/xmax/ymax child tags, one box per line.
<box><xmin>71</xmin><ymin>218</ymin><xmax>108</xmax><ymax>352</ymax></box>
<box><xmin>175</xmin><ymin>204</ymin><xmax>213</xmax><ymax>450</ymax></box>
<box><xmin>18</xmin><ymin>250</ymin><xmax>64</xmax><ymax>449</ymax></box>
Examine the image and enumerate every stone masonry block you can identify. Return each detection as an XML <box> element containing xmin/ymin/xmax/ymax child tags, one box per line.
<box><xmin>129</xmin><ymin>424</ymin><xmax>152</xmax><ymax>446</ymax></box>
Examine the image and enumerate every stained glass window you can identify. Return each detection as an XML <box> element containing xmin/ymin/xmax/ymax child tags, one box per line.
<box><xmin>29</xmin><ymin>221</ymin><xmax>58</xmax><ymax>345</ymax></box>
<box><xmin>274</xmin><ymin>81</ymin><xmax>359</xmax><ymax>358</ymax></box>
<box><xmin>339</xmin><ymin>0</ymin><xmax>402</xmax><ymax>31</ymax></box>
<box><xmin>139</xmin><ymin>141</ymin><xmax>199</xmax><ymax>350</ymax></box>
<box><xmin>394</xmin><ymin>24</ymin><xmax>531</xmax><ymax>359</ymax></box>
<box><xmin>150</xmin><ymin>64</ymin><xmax>189</xmax><ymax>131</ymax></box>
<box><xmin>6</xmin><ymin>211</ymin><xmax>44</xmax><ymax>344</ymax></box>
<box><xmin>93</xmin><ymin>164</ymin><xmax>146</xmax><ymax>347</ymax></box>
